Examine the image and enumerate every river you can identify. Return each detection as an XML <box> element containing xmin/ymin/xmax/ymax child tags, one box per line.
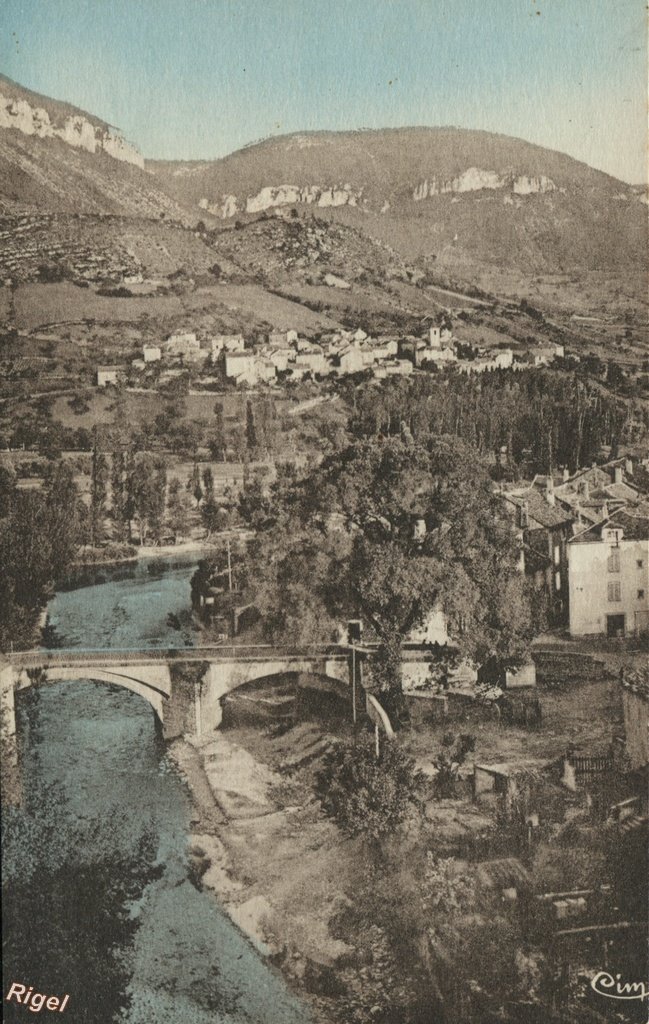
<box><xmin>8</xmin><ymin>555</ymin><xmax>312</xmax><ymax>1024</ymax></box>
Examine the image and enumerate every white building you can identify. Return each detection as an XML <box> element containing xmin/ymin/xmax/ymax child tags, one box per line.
<box><xmin>266</xmin><ymin>347</ymin><xmax>294</xmax><ymax>372</ymax></box>
<box><xmin>224</xmin><ymin>352</ymin><xmax>277</xmax><ymax>386</ymax></box>
<box><xmin>419</xmin><ymin>345</ymin><xmax>458</xmax><ymax>366</ymax></box>
<box><xmin>212</xmin><ymin>335</ymin><xmax>245</xmax><ymax>361</ymax></box>
<box><xmin>269</xmin><ymin>330</ymin><xmax>298</xmax><ymax>347</ymax></box>
<box><xmin>295</xmin><ymin>351</ymin><xmax>327</xmax><ymax>375</ymax></box>
<box><xmin>165</xmin><ymin>332</ymin><xmax>200</xmax><ymax>357</ymax></box>
<box><xmin>567</xmin><ymin>510</ymin><xmax>649</xmax><ymax>637</ymax></box>
<box><xmin>337</xmin><ymin>346</ymin><xmax>365</xmax><ymax>374</ymax></box>
<box><xmin>97</xmin><ymin>366</ymin><xmax>120</xmax><ymax>387</ymax></box>
<box><xmin>143</xmin><ymin>345</ymin><xmax>161</xmax><ymax>363</ymax></box>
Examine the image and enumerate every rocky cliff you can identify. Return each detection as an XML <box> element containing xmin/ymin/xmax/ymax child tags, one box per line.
<box><xmin>0</xmin><ymin>76</ymin><xmax>143</xmax><ymax>168</ymax></box>
<box><xmin>0</xmin><ymin>76</ymin><xmax>190</xmax><ymax>220</ymax></box>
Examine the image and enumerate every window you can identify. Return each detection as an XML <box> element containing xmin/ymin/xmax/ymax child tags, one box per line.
<box><xmin>608</xmin><ymin>549</ymin><xmax>620</xmax><ymax>573</ymax></box>
<box><xmin>555</xmin><ymin>571</ymin><xmax>561</xmax><ymax>591</ymax></box>
<box><xmin>639</xmin><ymin>590</ymin><xmax>646</xmax><ymax>601</ymax></box>
<box><xmin>638</xmin><ymin>560</ymin><xmax>644</xmax><ymax>569</ymax></box>
<box><xmin>608</xmin><ymin>582</ymin><xmax>621</xmax><ymax>603</ymax></box>
<box><xmin>554</xmin><ymin>544</ymin><xmax>560</xmax><ymax>566</ymax></box>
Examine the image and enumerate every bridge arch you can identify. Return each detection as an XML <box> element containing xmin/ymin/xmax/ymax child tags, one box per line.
<box><xmin>14</xmin><ymin>664</ymin><xmax>171</xmax><ymax>723</ymax></box>
<box><xmin>197</xmin><ymin>656</ymin><xmax>352</xmax><ymax>732</ymax></box>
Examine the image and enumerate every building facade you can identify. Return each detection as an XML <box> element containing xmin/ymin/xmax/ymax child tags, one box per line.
<box><xmin>568</xmin><ymin>511</ymin><xmax>649</xmax><ymax>637</ymax></box>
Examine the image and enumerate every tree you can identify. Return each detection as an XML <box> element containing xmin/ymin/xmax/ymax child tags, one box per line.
<box><xmin>314</xmin><ymin>736</ymin><xmax>425</xmax><ymax>846</ymax></box>
<box><xmin>245</xmin><ymin>399</ymin><xmax>258</xmax><ymax>453</ymax></box>
<box><xmin>244</xmin><ymin>435</ymin><xmax>534</xmax><ymax>719</ymax></box>
<box><xmin>165</xmin><ymin>478</ymin><xmax>190</xmax><ymax>541</ymax></box>
<box><xmin>209</xmin><ymin>402</ymin><xmax>227</xmax><ymax>461</ymax></box>
<box><xmin>189</xmin><ymin>462</ymin><xmax>203</xmax><ymax>507</ymax></box>
<box><xmin>2</xmin><ymin>785</ymin><xmax>160</xmax><ymax>1024</ymax></box>
<box><xmin>43</xmin><ymin>461</ymin><xmax>84</xmax><ymax>579</ymax></box>
<box><xmin>0</xmin><ymin>461</ymin><xmax>85</xmax><ymax>649</ymax></box>
<box><xmin>110</xmin><ymin>450</ymin><xmax>132</xmax><ymax>542</ymax></box>
<box><xmin>201</xmin><ymin>497</ymin><xmax>230</xmax><ymax>537</ymax></box>
<box><xmin>128</xmin><ymin>454</ymin><xmax>166</xmax><ymax>544</ymax></box>
<box><xmin>0</xmin><ymin>464</ymin><xmax>16</xmax><ymax>519</ymax></box>
<box><xmin>202</xmin><ymin>466</ymin><xmax>214</xmax><ymax>499</ymax></box>
<box><xmin>90</xmin><ymin>442</ymin><xmax>109</xmax><ymax>546</ymax></box>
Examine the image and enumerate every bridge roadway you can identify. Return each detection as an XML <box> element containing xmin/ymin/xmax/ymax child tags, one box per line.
<box><xmin>10</xmin><ymin>640</ymin><xmax>435</xmax><ymax>668</ymax></box>
<box><xmin>10</xmin><ymin>643</ymin><xmax>353</xmax><ymax>669</ymax></box>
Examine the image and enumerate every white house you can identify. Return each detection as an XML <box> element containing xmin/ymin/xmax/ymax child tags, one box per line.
<box><xmin>337</xmin><ymin>346</ymin><xmax>365</xmax><ymax>374</ymax></box>
<box><xmin>567</xmin><ymin>510</ymin><xmax>649</xmax><ymax>637</ymax></box>
<box><xmin>266</xmin><ymin>347</ymin><xmax>294</xmax><ymax>372</ymax></box>
<box><xmin>143</xmin><ymin>345</ymin><xmax>161</xmax><ymax>363</ymax></box>
<box><xmin>295</xmin><ymin>351</ymin><xmax>327</xmax><ymax>375</ymax></box>
<box><xmin>165</xmin><ymin>332</ymin><xmax>200</xmax><ymax>357</ymax></box>
<box><xmin>97</xmin><ymin>366</ymin><xmax>120</xmax><ymax>387</ymax></box>
<box><xmin>224</xmin><ymin>352</ymin><xmax>277</xmax><ymax>386</ymax></box>
<box><xmin>212</xmin><ymin>335</ymin><xmax>245</xmax><ymax>361</ymax></box>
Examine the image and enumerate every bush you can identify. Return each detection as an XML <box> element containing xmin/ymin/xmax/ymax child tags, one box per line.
<box><xmin>314</xmin><ymin>735</ymin><xmax>425</xmax><ymax>844</ymax></box>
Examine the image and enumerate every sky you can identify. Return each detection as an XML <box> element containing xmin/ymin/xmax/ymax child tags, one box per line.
<box><xmin>1</xmin><ymin>0</ymin><xmax>647</xmax><ymax>182</ymax></box>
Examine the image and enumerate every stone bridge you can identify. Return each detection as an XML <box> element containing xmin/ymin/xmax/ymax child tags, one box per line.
<box><xmin>2</xmin><ymin>644</ymin><xmax>359</xmax><ymax>739</ymax></box>
<box><xmin>1</xmin><ymin>643</ymin><xmax>429</xmax><ymax>800</ymax></box>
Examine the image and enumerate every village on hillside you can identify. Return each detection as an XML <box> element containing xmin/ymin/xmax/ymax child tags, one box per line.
<box><xmin>96</xmin><ymin>319</ymin><xmax>566</xmax><ymax>389</ymax></box>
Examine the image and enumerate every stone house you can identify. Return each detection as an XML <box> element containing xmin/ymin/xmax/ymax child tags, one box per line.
<box><xmin>504</xmin><ymin>479</ymin><xmax>574</xmax><ymax>626</ymax></box>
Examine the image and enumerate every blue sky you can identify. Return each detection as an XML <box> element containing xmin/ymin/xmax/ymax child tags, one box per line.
<box><xmin>1</xmin><ymin>0</ymin><xmax>646</xmax><ymax>182</ymax></box>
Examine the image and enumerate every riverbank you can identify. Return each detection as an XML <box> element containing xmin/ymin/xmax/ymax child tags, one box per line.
<box><xmin>71</xmin><ymin>538</ymin><xmax>220</xmax><ymax>569</ymax></box>
<box><xmin>167</xmin><ymin>719</ymin><xmax>363</xmax><ymax>1024</ymax></box>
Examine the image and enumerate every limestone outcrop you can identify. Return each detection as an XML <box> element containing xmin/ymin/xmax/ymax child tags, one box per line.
<box><xmin>0</xmin><ymin>92</ymin><xmax>144</xmax><ymax>168</ymax></box>
<box><xmin>413</xmin><ymin>167</ymin><xmax>557</xmax><ymax>199</ymax></box>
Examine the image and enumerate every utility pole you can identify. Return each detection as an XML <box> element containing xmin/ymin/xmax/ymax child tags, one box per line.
<box><xmin>226</xmin><ymin>536</ymin><xmax>233</xmax><ymax>592</ymax></box>
<box><xmin>351</xmin><ymin>643</ymin><xmax>357</xmax><ymax>725</ymax></box>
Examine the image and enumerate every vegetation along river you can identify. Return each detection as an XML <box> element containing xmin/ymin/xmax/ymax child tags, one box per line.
<box><xmin>4</xmin><ymin>555</ymin><xmax>311</xmax><ymax>1024</ymax></box>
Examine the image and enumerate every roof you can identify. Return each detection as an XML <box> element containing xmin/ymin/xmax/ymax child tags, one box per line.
<box><xmin>506</xmin><ymin>489</ymin><xmax>574</xmax><ymax>529</ymax></box>
<box><xmin>475</xmin><ymin>759</ymin><xmax>549</xmax><ymax>776</ymax></box>
<box><xmin>570</xmin><ymin>508</ymin><xmax>649</xmax><ymax>544</ymax></box>
<box><xmin>604</xmin><ymin>482</ymin><xmax>639</xmax><ymax>502</ymax></box>
<box><xmin>476</xmin><ymin>858</ymin><xmax>532</xmax><ymax>891</ymax></box>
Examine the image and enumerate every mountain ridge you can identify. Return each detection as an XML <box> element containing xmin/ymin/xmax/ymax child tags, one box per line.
<box><xmin>0</xmin><ymin>76</ymin><xmax>646</xmax><ymax>291</ymax></box>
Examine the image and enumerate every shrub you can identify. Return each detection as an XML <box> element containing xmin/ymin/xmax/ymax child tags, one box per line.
<box><xmin>314</xmin><ymin>735</ymin><xmax>425</xmax><ymax>844</ymax></box>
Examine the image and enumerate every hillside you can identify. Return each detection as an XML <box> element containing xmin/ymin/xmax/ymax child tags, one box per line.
<box><xmin>152</xmin><ymin>127</ymin><xmax>648</xmax><ymax>280</ymax></box>
<box><xmin>0</xmin><ymin>79</ymin><xmax>645</xmax><ymax>313</ymax></box>
<box><xmin>0</xmin><ymin>75</ymin><xmax>189</xmax><ymax>220</ymax></box>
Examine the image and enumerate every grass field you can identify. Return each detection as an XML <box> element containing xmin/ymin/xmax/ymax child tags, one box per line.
<box><xmin>14</xmin><ymin>282</ymin><xmax>185</xmax><ymax>331</ymax></box>
<box><xmin>0</xmin><ymin>286</ymin><xmax>12</xmax><ymax>325</ymax></box>
<box><xmin>192</xmin><ymin>283</ymin><xmax>341</xmax><ymax>333</ymax></box>
<box><xmin>51</xmin><ymin>388</ymin><xmax>298</xmax><ymax>432</ymax></box>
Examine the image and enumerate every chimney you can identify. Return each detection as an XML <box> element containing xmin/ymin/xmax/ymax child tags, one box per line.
<box><xmin>545</xmin><ymin>477</ymin><xmax>555</xmax><ymax>507</ymax></box>
<box><xmin>562</xmin><ymin>467</ymin><xmax>570</xmax><ymax>483</ymax></box>
<box><xmin>625</xmin><ymin>458</ymin><xmax>633</xmax><ymax>476</ymax></box>
<box><xmin>614</xmin><ymin>466</ymin><xmax>623</xmax><ymax>485</ymax></box>
<box><xmin>579</xmin><ymin>479</ymin><xmax>590</xmax><ymax>500</ymax></box>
